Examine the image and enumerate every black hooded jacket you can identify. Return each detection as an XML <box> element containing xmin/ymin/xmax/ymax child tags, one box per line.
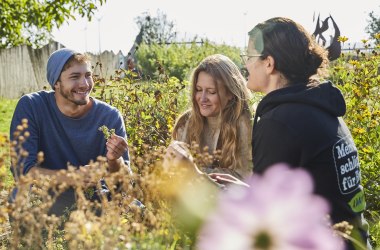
<box><xmin>252</xmin><ymin>81</ymin><xmax>369</xmax><ymax>245</ymax></box>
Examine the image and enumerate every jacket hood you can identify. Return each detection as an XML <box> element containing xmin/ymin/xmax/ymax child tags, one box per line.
<box><xmin>254</xmin><ymin>81</ymin><xmax>346</xmax><ymax>124</ymax></box>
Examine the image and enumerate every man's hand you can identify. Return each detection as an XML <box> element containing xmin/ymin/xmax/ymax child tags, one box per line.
<box><xmin>106</xmin><ymin>134</ymin><xmax>128</xmax><ymax>161</ymax></box>
<box><xmin>105</xmin><ymin>134</ymin><xmax>128</xmax><ymax>172</ymax></box>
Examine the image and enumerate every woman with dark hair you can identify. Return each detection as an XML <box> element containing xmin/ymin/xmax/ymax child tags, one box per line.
<box><xmin>170</xmin><ymin>54</ymin><xmax>253</xmax><ymax>179</ymax></box>
<box><xmin>243</xmin><ymin>17</ymin><xmax>371</xmax><ymax>249</ymax></box>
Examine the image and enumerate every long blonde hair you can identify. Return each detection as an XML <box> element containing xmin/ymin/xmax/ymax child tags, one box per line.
<box><xmin>173</xmin><ymin>54</ymin><xmax>252</xmax><ymax>170</ymax></box>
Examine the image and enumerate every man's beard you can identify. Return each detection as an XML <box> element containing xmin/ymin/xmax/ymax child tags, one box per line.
<box><xmin>59</xmin><ymin>88</ymin><xmax>89</xmax><ymax>106</ymax></box>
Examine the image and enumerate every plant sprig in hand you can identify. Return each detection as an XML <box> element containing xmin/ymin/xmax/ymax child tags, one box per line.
<box><xmin>98</xmin><ymin>125</ymin><xmax>115</xmax><ymax>140</ymax></box>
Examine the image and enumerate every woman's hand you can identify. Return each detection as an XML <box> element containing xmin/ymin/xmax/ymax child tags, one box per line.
<box><xmin>165</xmin><ymin>140</ymin><xmax>193</xmax><ymax>161</ymax></box>
<box><xmin>208</xmin><ymin>173</ymin><xmax>250</xmax><ymax>188</ymax></box>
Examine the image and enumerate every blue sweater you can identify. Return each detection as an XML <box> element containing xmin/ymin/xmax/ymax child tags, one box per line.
<box><xmin>10</xmin><ymin>91</ymin><xmax>131</xmax><ymax>175</ymax></box>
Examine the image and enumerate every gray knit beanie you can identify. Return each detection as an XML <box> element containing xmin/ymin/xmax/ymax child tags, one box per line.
<box><xmin>46</xmin><ymin>48</ymin><xmax>77</xmax><ymax>88</ymax></box>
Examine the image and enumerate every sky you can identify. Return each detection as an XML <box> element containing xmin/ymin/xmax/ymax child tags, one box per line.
<box><xmin>52</xmin><ymin>0</ymin><xmax>380</xmax><ymax>55</ymax></box>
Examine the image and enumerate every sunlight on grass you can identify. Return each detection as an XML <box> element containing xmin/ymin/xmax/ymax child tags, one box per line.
<box><xmin>0</xmin><ymin>99</ymin><xmax>17</xmax><ymax>134</ymax></box>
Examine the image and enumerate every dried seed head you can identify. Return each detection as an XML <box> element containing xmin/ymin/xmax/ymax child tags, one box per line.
<box><xmin>13</xmin><ymin>131</ymin><xmax>20</xmax><ymax>138</ymax></box>
<box><xmin>333</xmin><ymin>221</ymin><xmax>354</xmax><ymax>237</ymax></box>
<box><xmin>37</xmin><ymin>151</ymin><xmax>44</xmax><ymax>163</ymax></box>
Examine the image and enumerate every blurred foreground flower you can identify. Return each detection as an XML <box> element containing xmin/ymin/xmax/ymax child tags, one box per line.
<box><xmin>196</xmin><ymin>163</ymin><xmax>344</xmax><ymax>250</ymax></box>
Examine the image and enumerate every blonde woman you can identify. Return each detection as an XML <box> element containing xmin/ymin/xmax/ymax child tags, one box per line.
<box><xmin>170</xmin><ymin>54</ymin><xmax>253</xmax><ymax>179</ymax></box>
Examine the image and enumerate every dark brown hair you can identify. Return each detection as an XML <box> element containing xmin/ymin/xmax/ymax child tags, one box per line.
<box><xmin>248</xmin><ymin>17</ymin><xmax>329</xmax><ymax>85</ymax></box>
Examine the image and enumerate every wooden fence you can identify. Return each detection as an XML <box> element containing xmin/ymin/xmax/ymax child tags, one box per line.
<box><xmin>0</xmin><ymin>41</ymin><xmax>125</xmax><ymax>99</ymax></box>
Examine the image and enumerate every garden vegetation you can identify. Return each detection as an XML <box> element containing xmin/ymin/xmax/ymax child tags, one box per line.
<box><xmin>0</xmin><ymin>39</ymin><xmax>379</xmax><ymax>249</ymax></box>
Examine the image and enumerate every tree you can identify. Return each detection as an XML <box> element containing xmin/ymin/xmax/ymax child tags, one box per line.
<box><xmin>134</xmin><ymin>10</ymin><xmax>177</xmax><ymax>45</ymax></box>
<box><xmin>0</xmin><ymin>0</ymin><xmax>106</xmax><ymax>49</ymax></box>
<box><xmin>366</xmin><ymin>7</ymin><xmax>380</xmax><ymax>43</ymax></box>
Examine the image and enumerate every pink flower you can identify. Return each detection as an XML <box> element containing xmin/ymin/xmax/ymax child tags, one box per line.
<box><xmin>196</xmin><ymin>163</ymin><xmax>344</xmax><ymax>250</ymax></box>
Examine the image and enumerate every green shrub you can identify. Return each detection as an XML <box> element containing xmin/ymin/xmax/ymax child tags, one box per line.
<box><xmin>330</xmin><ymin>42</ymin><xmax>380</xmax><ymax>246</ymax></box>
<box><xmin>93</xmin><ymin>68</ymin><xmax>190</xmax><ymax>159</ymax></box>
<box><xmin>135</xmin><ymin>40</ymin><xmax>242</xmax><ymax>82</ymax></box>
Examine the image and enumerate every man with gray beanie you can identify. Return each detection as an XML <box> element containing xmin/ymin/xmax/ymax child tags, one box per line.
<box><xmin>9</xmin><ymin>48</ymin><xmax>132</xmax><ymax>216</ymax></box>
